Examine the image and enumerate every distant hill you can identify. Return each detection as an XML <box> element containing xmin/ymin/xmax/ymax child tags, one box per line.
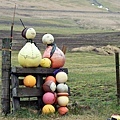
<box><xmin>0</xmin><ymin>0</ymin><xmax>120</xmax><ymax>34</ymax></box>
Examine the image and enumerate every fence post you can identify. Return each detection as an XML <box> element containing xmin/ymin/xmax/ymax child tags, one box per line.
<box><xmin>115</xmin><ymin>52</ymin><xmax>120</xmax><ymax>104</ymax></box>
<box><xmin>1</xmin><ymin>38</ymin><xmax>12</xmax><ymax>115</ymax></box>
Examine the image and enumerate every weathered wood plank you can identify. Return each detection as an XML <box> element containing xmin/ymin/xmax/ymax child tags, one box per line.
<box><xmin>20</xmin><ymin>100</ymin><xmax>38</xmax><ymax>107</ymax></box>
<box><xmin>11</xmin><ymin>70</ymin><xmax>20</xmax><ymax>111</ymax></box>
<box><xmin>36</xmin><ymin>75</ymin><xmax>44</xmax><ymax>109</ymax></box>
<box><xmin>12</xmin><ymin>88</ymin><xmax>43</xmax><ymax>97</ymax></box>
<box><xmin>36</xmin><ymin>75</ymin><xmax>43</xmax><ymax>88</ymax></box>
<box><xmin>1</xmin><ymin>38</ymin><xmax>11</xmax><ymax>115</ymax></box>
<box><xmin>11</xmin><ymin>67</ymin><xmax>68</xmax><ymax>76</ymax></box>
<box><xmin>11</xmin><ymin>74</ymin><xmax>19</xmax><ymax>89</ymax></box>
<box><xmin>12</xmin><ymin>97</ymin><xmax>20</xmax><ymax>111</ymax></box>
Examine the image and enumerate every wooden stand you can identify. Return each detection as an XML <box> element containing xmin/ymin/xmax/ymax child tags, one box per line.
<box><xmin>11</xmin><ymin>67</ymin><xmax>68</xmax><ymax>112</ymax></box>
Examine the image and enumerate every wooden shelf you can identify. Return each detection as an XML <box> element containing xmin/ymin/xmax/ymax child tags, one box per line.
<box><xmin>12</xmin><ymin>87</ymin><xmax>43</xmax><ymax>97</ymax></box>
<box><xmin>11</xmin><ymin>67</ymin><xmax>68</xmax><ymax>76</ymax></box>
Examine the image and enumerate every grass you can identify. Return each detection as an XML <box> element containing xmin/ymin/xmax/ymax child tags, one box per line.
<box><xmin>0</xmin><ymin>17</ymin><xmax>113</xmax><ymax>35</ymax></box>
<box><xmin>1</xmin><ymin>0</ymin><xmax>120</xmax><ymax>119</ymax></box>
<box><xmin>0</xmin><ymin>51</ymin><xmax>120</xmax><ymax>120</ymax></box>
<box><xmin>12</xmin><ymin>17</ymin><xmax>116</xmax><ymax>35</ymax></box>
<box><xmin>1</xmin><ymin>3</ymin><xmax>120</xmax><ymax>35</ymax></box>
<box><xmin>98</xmin><ymin>0</ymin><xmax>120</xmax><ymax>11</ymax></box>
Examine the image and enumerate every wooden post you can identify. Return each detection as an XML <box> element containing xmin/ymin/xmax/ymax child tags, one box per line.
<box><xmin>36</xmin><ymin>75</ymin><xmax>44</xmax><ymax>110</ymax></box>
<box><xmin>115</xmin><ymin>52</ymin><xmax>120</xmax><ymax>104</ymax></box>
<box><xmin>1</xmin><ymin>38</ymin><xmax>12</xmax><ymax>115</ymax></box>
<box><xmin>11</xmin><ymin>74</ymin><xmax>20</xmax><ymax>111</ymax></box>
<box><xmin>61</xmin><ymin>45</ymin><xmax>67</xmax><ymax>54</ymax></box>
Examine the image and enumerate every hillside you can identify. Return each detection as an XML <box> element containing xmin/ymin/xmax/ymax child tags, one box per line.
<box><xmin>0</xmin><ymin>0</ymin><xmax>120</xmax><ymax>34</ymax></box>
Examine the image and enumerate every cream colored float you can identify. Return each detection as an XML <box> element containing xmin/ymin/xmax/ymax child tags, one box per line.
<box><xmin>57</xmin><ymin>83</ymin><xmax>68</xmax><ymax>93</ymax></box>
<box><xmin>56</xmin><ymin>71</ymin><xmax>68</xmax><ymax>83</ymax></box>
<box><xmin>42</xmin><ymin>33</ymin><xmax>54</xmax><ymax>45</ymax></box>
<box><xmin>57</xmin><ymin>96</ymin><xmax>69</xmax><ymax>106</ymax></box>
<box><xmin>22</xmin><ymin>27</ymin><xmax>36</xmax><ymax>40</ymax></box>
<box><xmin>18</xmin><ymin>42</ymin><xmax>42</xmax><ymax>67</ymax></box>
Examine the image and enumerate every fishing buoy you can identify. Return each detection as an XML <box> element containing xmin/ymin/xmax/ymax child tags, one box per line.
<box><xmin>42</xmin><ymin>33</ymin><xmax>54</xmax><ymax>45</ymax></box>
<box><xmin>42</xmin><ymin>104</ymin><xmax>55</xmax><ymax>114</ymax></box>
<box><xmin>43</xmin><ymin>45</ymin><xmax>65</xmax><ymax>68</ymax></box>
<box><xmin>23</xmin><ymin>75</ymin><xmax>36</xmax><ymax>87</ymax></box>
<box><xmin>56</xmin><ymin>71</ymin><xmax>68</xmax><ymax>83</ymax></box>
<box><xmin>58</xmin><ymin>106</ymin><xmax>69</xmax><ymax>115</ymax></box>
<box><xmin>57</xmin><ymin>96</ymin><xmax>69</xmax><ymax>106</ymax></box>
<box><xmin>40</xmin><ymin>58</ymin><xmax>51</xmax><ymax>68</ymax></box>
<box><xmin>45</xmin><ymin>76</ymin><xmax>56</xmax><ymax>83</ymax></box>
<box><xmin>22</xmin><ymin>27</ymin><xmax>36</xmax><ymax>40</ymax></box>
<box><xmin>18</xmin><ymin>42</ymin><xmax>42</xmax><ymax>67</ymax></box>
<box><xmin>42</xmin><ymin>92</ymin><xmax>56</xmax><ymax>104</ymax></box>
<box><xmin>43</xmin><ymin>80</ymin><xmax>56</xmax><ymax>92</ymax></box>
<box><xmin>57</xmin><ymin>83</ymin><xmax>68</xmax><ymax>93</ymax></box>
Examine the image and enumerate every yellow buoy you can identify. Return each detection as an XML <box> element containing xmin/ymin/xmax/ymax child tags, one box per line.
<box><xmin>40</xmin><ymin>58</ymin><xmax>51</xmax><ymax>68</ymax></box>
<box><xmin>42</xmin><ymin>104</ymin><xmax>55</xmax><ymax>114</ymax></box>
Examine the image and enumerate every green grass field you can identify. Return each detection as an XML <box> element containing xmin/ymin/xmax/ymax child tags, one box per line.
<box><xmin>0</xmin><ymin>51</ymin><xmax>120</xmax><ymax>120</ymax></box>
<box><xmin>1</xmin><ymin>0</ymin><xmax>120</xmax><ymax>119</ymax></box>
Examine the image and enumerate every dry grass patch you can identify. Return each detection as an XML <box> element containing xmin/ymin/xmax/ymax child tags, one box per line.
<box><xmin>71</xmin><ymin>45</ymin><xmax>120</xmax><ymax>55</ymax></box>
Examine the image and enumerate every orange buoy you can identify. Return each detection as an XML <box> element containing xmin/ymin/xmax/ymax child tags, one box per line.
<box><xmin>45</xmin><ymin>76</ymin><xmax>56</xmax><ymax>83</ymax></box>
<box><xmin>43</xmin><ymin>45</ymin><xmax>65</xmax><ymax>68</ymax></box>
<box><xmin>58</xmin><ymin>106</ymin><xmax>69</xmax><ymax>115</ymax></box>
<box><xmin>23</xmin><ymin>75</ymin><xmax>36</xmax><ymax>87</ymax></box>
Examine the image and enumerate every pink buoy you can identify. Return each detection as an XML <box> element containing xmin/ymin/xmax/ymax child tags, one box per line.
<box><xmin>42</xmin><ymin>92</ymin><xmax>56</xmax><ymax>104</ymax></box>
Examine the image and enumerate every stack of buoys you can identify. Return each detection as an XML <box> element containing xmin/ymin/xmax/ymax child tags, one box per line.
<box><xmin>55</xmin><ymin>70</ymin><xmax>69</xmax><ymax>115</ymax></box>
<box><xmin>42</xmin><ymin>71</ymin><xmax>69</xmax><ymax>115</ymax></box>
<box><xmin>18</xmin><ymin>27</ymin><xmax>42</xmax><ymax>88</ymax></box>
<box><xmin>41</xmin><ymin>33</ymin><xmax>70</xmax><ymax>115</ymax></box>
<box><xmin>41</xmin><ymin>33</ymin><xmax>65</xmax><ymax>69</ymax></box>
<box><xmin>42</xmin><ymin>75</ymin><xmax>57</xmax><ymax>114</ymax></box>
<box><xmin>18</xmin><ymin>27</ymin><xmax>42</xmax><ymax>68</ymax></box>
